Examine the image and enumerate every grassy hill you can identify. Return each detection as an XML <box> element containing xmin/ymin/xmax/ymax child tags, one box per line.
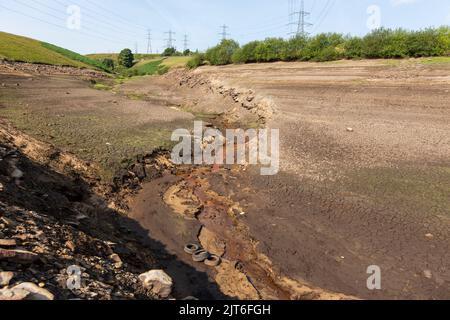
<box><xmin>0</xmin><ymin>31</ymin><xmax>109</xmax><ymax>71</ymax></box>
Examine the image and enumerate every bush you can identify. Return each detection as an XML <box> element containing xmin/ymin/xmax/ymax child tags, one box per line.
<box><xmin>362</xmin><ymin>28</ymin><xmax>408</xmax><ymax>59</ymax></box>
<box><xmin>186</xmin><ymin>53</ymin><xmax>205</xmax><ymax>69</ymax></box>
<box><xmin>205</xmin><ymin>39</ymin><xmax>240</xmax><ymax>65</ymax></box>
<box><xmin>280</xmin><ymin>36</ymin><xmax>308</xmax><ymax>61</ymax></box>
<box><xmin>406</xmin><ymin>28</ymin><xmax>446</xmax><ymax>57</ymax></box>
<box><xmin>303</xmin><ymin>33</ymin><xmax>345</xmax><ymax>61</ymax></box>
<box><xmin>343</xmin><ymin>36</ymin><xmax>364</xmax><ymax>59</ymax></box>
<box><xmin>102</xmin><ymin>58</ymin><xmax>115</xmax><ymax>70</ymax></box>
<box><xmin>196</xmin><ymin>26</ymin><xmax>450</xmax><ymax>66</ymax></box>
<box><xmin>254</xmin><ymin>38</ymin><xmax>287</xmax><ymax>62</ymax></box>
<box><xmin>232</xmin><ymin>41</ymin><xmax>260</xmax><ymax>63</ymax></box>
<box><xmin>162</xmin><ymin>47</ymin><xmax>177</xmax><ymax>57</ymax></box>
<box><xmin>118</xmin><ymin>48</ymin><xmax>134</xmax><ymax>68</ymax></box>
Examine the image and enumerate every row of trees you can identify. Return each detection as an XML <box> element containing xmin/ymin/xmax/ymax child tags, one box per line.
<box><xmin>198</xmin><ymin>27</ymin><xmax>450</xmax><ymax>67</ymax></box>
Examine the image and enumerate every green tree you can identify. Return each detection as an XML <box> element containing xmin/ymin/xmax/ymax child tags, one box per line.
<box><xmin>232</xmin><ymin>41</ymin><xmax>260</xmax><ymax>63</ymax></box>
<box><xmin>102</xmin><ymin>58</ymin><xmax>115</xmax><ymax>70</ymax></box>
<box><xmin>162</xmin><ymin>47</ymin><xmax>177</xmax><ymax>57</ymax></box>
<box><xmin>254</xmin><ymin>38</ymin><xmax>286</xmax><ymax>62</ymax></box>
<box><xmin>205</xmin><ymin>39</ymin><xmax>240</xmax><ymax>65</ymax></box>
<box><xmin>280</xmin><ymin>36</ymin><xmax>308</xmax><ymax>61</ymax></box>
<box><xmin>118</xmin><ymin>48</ymin><xmax>134</xmax><ymax>68</ymax></box>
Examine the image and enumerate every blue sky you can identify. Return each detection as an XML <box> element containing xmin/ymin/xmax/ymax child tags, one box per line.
<box><xmin>0</xmin><ymin>0</ymin><xmax>449</xmax><ymax>54</ymax></box>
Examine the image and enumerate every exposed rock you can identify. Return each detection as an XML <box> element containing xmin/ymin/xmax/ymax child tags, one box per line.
<box><xmin>109</xmin><ymin>253</ymin><xmax>123</xmax><ymax>268</ymax></box>
<box><xmin>0</xmin><ymin>239</ymin><xmax>17</xmax><ymax>247</ymax></box>
<box><xmin>11</xmin><ymin>283</ymin><xmax>54</xmax><ymax>300</ymax></box>
<box><xmin>0</xmin><ymin>287</ymin><xmax>29</xmax><ymax>300</ymax></box>
<box><xmin>0</xmin><ymin>249</ymin><xmax>39</xmax><ymax>264</ymax></box>
<box><xmin>139</xmin><ymin>270</ymin><xmax>173</xmax><ymax>298</ymax></box>
<box><xmin>0</xmin><ymin>271</ymin><xmax>14</xmax><ymax>286</ymax></box>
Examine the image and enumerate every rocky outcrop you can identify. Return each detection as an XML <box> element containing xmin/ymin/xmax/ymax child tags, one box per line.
<box><xmin>0</xmin><ymin>124</ymin><xmax>167</xmax><ymax>300</ymax></box>
<box><xmin>167</xmin><ymin>69</ymin><xmax>276</xmax><ymax>125</ymax></box>
<box><xmin>0</xmin><ymin>60</ymin><xmax>108</xmax><ymax>79</ymax></box>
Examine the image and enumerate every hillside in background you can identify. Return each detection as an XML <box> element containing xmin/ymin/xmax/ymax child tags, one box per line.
<box><xmin>0</xmin><ymin>31</ymin><xmax>109</xmax><ymax>71</ymax></box>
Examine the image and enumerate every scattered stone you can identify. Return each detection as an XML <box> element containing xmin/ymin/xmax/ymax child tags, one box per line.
<box><xmin>12</xmin><ymin>283</ymin><xmax>54</xmax><ymax>300</ymax></box>
<box><xmin>0</xmin><ymin>239</ymin><xmax>17</xmax><ymax>247</ymax></box>
<box><xmin>425</xmin><ymin>233</ymin><xmax>434</xmax><ymax>239</ymax></box>
<box><xmin>139</xmin><ymin>270</ymin><xmax>173</xmax><ymax>298</ymax></box>
<box><xmin>0</xmin><ymin>183</ymin><xmax>4</xmax><ymax>192</ymax></box>
<box><xmin>109</xmin><ymin>253</ymin><xmax>123</xmax><ymax>268</ymax></box>
<box><xmin>346</xmin><ymin>127</ymin><xmax>354</xmax><ymax>133</ymax></box>
<box><xmin>11</xmin><ymin>168</ymin><xmax>23</xmax><ymax>179</ymax></box>
<box><xmin>423</xmin><ymin>270</ymin><xmax>433</xmax><ymax>279</ymax></box>
<box><xmin>0</xmin><ymin>248</ymin><xmax>39</xmax><ymax>264</ymax></box>
<box><xmin>65</xmin><ymin>240</ymin><xmax>76</xmax><ymax>252</ymax></box>
<box><xmin>0</xmin><ymin>287</ymin><xmax>29</xmax><ymax>300</ymax></box>
<box><xmin>0</xmin><ymin>271</ymin><xmax>14</xmax><ymax>286</ymax></box>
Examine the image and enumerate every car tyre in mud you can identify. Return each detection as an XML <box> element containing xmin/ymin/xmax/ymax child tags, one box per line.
<box><xmin>204</xmin><ymin>255</ymin><xmax>221</xmax><ymax>267</ymax></box>
<box><xmin>184</xmin><ymin>244</ymin><xmax>200</xmax><ymax>255</ymax></box>
<box><xmin>192</xmin><ymin>250</ymin><xmax>210</xmax><ymax>262</ymax></box>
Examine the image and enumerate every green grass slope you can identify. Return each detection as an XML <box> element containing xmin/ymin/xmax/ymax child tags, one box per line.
<box><xmin>0</xmin><ymin>31</ymin><xmax>109</xmax><ymax>71</ymax></box>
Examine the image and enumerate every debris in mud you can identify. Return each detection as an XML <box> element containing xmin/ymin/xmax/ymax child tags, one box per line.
<box><xmin>139</xmin><ymin>270</ymin><xmax>173</xmax><ymax>298</ymax></box>
<box><xmin>0</xmin><ymin>127</ymin><xmax>165</xmax><ymax>300</ymax></box>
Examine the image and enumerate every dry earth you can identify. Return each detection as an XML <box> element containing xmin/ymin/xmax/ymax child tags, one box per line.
<box><xmin>179</xmin><ymin>59</ymin><xmax>450</xmax><ymax>299</ymax></box>
<box><xmin>1</xmin><ymin>59</ymin><xmax>450</xmax><ymax>300</ymax></box>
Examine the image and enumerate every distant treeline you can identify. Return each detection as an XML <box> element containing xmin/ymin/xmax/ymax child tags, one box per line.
<box><xmin>188</xmin><ymin>27</ymin><xmax>450</xmax><ymax>68</ymax></box>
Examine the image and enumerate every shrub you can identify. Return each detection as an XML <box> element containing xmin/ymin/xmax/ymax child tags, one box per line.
<box><xmin>362</xmin><ymin>28</ymin><xmax>408</xmax><ymax>59</ymax></box>
<box><xmin>406</xmin><ymin>28</ymin><xmax>450</xmax><ymax>57</ymax></box>
<box><xmin>186</xmin><ymin>53</ymin><xmax>205</xmax><ymax>69</ymax></box>
<box><xmin>303</xmin><ymin>33</ymin><xmax>345</xmax><ymax>61</ymax></box>
<box><xmin>205</xmin><ymin>39</ymin><xmax>240</xmax><ymax>65</ymax></box>
<box><xmin>102</xmin><ymin>58</ymin><xmax>115</xmax><ymax>70</ymax></box>
<box><xmin>280</xmin><ymin>36</ymin><xmax>308</xmax><ymax>61</ymax></box>
<box><xmin>343</xmin><ymin>36</ymin><xmax>364</xmax><ymax>59</ymax></box>
<box><xmin>232</xmin><ymin>41</ymin><xmax>260</xmax><ymax>63</ymax></box>
<box><xmin>254</xmin><ymin>38</ymin><xmax>287</xmax><ymax>62</ymax></box>
<box><xmin>118</xmin><ymin>48</ymin><xmax>134</xmax><ymax>68</ymax></box>
<box><xmin>162</xmin><ymin>47</ymin><xmax>177</xmax><ymax>57</ymax></box>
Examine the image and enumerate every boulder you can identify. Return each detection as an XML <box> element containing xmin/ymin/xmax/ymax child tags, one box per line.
<box><xmin>0</xmin><ymin>271</ymin><xmax>14</xmax><ymax>286</ymax></box>
<box><xmin>0</xmin><ymin>249</ymin><xmax>39</xmax><ymax>264</ymax></box>
<box><xmin>139</xmin><ymin>270</ymin><xmax>173</xmax><ymax>298</ymax></box>
<box><xmin>0</xmin><ymin>287</ymin><xmax>29</xmax><ymax>300</ymax></box>
<box><xmin>7</xmin><ymin>283</ymin><xmax>54</xmax><ymax>300</ymax></box>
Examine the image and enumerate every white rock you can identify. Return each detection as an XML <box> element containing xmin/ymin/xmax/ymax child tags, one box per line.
<box><xmin>11</xmin><ymin>168</ymin><xmax>24</xmax><ymax>179</ymax></box>
<box><xmin>12</xmin><ymin>283</ymin><xmax>54</xmax><ymax>300</ymax></box>
<box><xmin>423</xmin><ymin>270</ymin><xmax>433</xmax><ymax>279</ymax></box>
<box><xmin>139</xmin><ymin>270</ymin><xmax>173</xmax><ymax>298</ymax></box>
<box><xmin>0</xmin><ymin>287</ymin><xmax>29</xmax><ymax>300</ymax></box>
<box><xmin>0</xmin><ymin>271</ymin><xmax>14</xmax><ymax>286</ymax></box>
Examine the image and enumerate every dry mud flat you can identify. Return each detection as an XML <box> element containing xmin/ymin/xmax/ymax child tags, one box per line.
<box><xmin>1</xmin><ymin>59</ymin><xmax>450</xmax><ymax>300</ymax></box>
<box><xmin>181</xmin><ymin>59</ymin><xmax>450</xmax><ymax>299</ymax></box>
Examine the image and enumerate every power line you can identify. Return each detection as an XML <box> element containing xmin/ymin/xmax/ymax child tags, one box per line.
<box><xmin>83</xmin><ymin>0</ymin><xmax>149</xmax><ymax>32</ymax></box>
<box><xmin>312</xmin><ymin>0</ymin><xmax>336</xmax><ymax>33</ymax></box>
<box><xmin>219</xmin><ymin>24</ymin><xmax>229</xmax><ymax>40</ymax></box>
<box><xmin>36</xmin><ymin>0</ymin><xmax>142</xmax><ymax>39</ymax></box>
<box><xmin>183</xmin><ymin>34</ymin><xmax>189</xmax><ymax>52</ymax></box>
<box><xmin>289</xmin><ymin>0</ymin><xmax>312</xmax><ymax>37</ymax></box>
<box><xmin>147</xmin><ymin>29</ymin><xmax>152</xmax><ymax>54</ymax></box>
<box><xmin>0</xmin><ymin>3</ymin><xmax>130</xmax><ymax>45</ymax></box>
<box><xmin>164</xmin><ymin>30</ymin><xmax>176</xmax><ymax>49</ymax></box>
